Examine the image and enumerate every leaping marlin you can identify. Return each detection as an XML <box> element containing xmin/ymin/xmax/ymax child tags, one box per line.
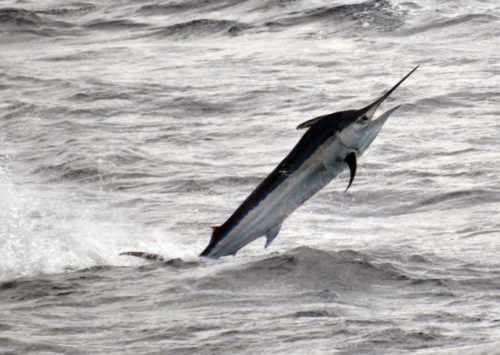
<box><xmin>200</xmin><ymin>66</ymin><xmax>419</xmax><ymax>259</ymax></box>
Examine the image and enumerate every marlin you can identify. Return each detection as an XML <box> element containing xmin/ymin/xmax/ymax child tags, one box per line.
<box><xmin>200</xmin><ymin>66</ymin><xmax>418</xmax><ymax>259</ymax></box>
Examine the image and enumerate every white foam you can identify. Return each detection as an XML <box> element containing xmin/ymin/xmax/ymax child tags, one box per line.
<box><xmin>0</xmin><ymin>166</ymin><xmax>193</xmax><ymax>282</ymax></box>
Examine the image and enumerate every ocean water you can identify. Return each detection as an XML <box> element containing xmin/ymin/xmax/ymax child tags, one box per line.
<box><xmin>1</xmin><ymin>0</ymin><xmax>499</xmax><ymax>353</ymax></box>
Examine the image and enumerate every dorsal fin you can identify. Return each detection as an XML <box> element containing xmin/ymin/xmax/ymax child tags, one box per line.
<box><xmin>296</xmin><ymin>111</ymin><xmax>351</xmax><ymax>130</ymax></box>
<box><xmin>296</xmin><ymin>114</ymin><xmax>327</xmax><ymax>129</ymax></box>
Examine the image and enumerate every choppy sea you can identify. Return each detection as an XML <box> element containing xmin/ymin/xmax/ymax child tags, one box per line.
<box><xmin>1</xmin><ymin>0</ymin><xmax>499</xmax><ymax>353</ymax></box>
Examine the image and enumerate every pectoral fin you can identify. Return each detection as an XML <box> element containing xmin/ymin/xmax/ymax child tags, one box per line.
<box><xmin>265</xmin><ymin>224</ymin><xmax>282</xmax><ymax>248</ymax></box>
<box><xmin>344</xmin><ymin>152</ymin><xmax>357</xmax><ymax>192</ymax></box>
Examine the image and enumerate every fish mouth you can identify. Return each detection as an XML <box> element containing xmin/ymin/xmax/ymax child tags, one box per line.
<box><xmin>370</xmin><ymin>105</ymin><xmax>401</xmax><ymax>124</ymax></box>
<box><xmin>362</xmin><ymin>65</ymin><xmax>419</xmax><ymax>122</ymax></box>
<box><xmin>370</xmin><ymin>106</ymin><xmax>384</xmax><ymax>123</ymax></box>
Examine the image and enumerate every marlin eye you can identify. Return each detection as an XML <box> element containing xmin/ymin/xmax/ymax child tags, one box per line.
<box><xmin>361</xmin><ymin>115</ymin><xmax>369</xmax><ymax>122</ymax></box>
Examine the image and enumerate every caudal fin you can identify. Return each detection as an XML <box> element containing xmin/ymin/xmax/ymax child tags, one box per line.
<box><xmin>199</xmin><ymin>226</ymin><xmax>224</xmax><ymax>257</ymax></box>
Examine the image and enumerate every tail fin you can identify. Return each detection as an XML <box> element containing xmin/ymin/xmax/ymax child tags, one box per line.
<box><xmin>200</xmin><ymin>226</ymin><xmax>223</xmax><ymax>257</ymax></box>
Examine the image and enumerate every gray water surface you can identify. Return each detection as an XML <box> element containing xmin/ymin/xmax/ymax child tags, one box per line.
<box><xmin>1</xmin><ymin>0</ymin><xmax>499</xmax><ymax>353</ymax></box>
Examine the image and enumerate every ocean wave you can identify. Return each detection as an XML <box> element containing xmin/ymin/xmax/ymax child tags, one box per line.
<box><xmin>402</xmin><ymin>13</ymin><xmax>498</xmax><ymax>36</ymax></box>
<box><xmin>0</xmin><ymin>276</ymin><xmax>78</xmax><ymax>302</ymax></box>
<box><xmin>0</xmin><ymin>0</ymin><xmax>407</xmax><ymax>41</ymax></box>
<box><xmin>0</xmin><ymin>7</ymin><xmax>73</xmax><ymax>37</ymax></box>
<box><xmin>0</xmin><ymin>8</ymin><xmax>42</xmax><ymax>27</ymax></box>
<box><xmin>35</xmin><ymin>4</ymin><xmax>96</xmax><ymax>17</ymax></box>
<box><xmin>134</xmin><ymin>0</ymin><xmax>406</xmax><ymax>39</ymax></box>
<box><xmin>136</xmin><ymin>0</ymin><xmax>239</xmax><ymax>17</ymax></box>
<box><xmin>187</xmin><ymin>246</ymin><xmax>499</xmax><ymax>295</ymax></box>
<box><xmin>264</xmin><ymin>0</ymin><xmax>405</xmax><ymax>33</ymax></box>
<box><xmin>83</xmin><ymin>19</ymin><xmax>149</xmax><ymax>31</ymax></box>
<box><xmin>31</xmin><ymin>163</ymin><xmax>108</xmax><ymax>184</ymax></box>
<box><xmin>146</xmin><ymin>19</ymin><xmax>250</xmax><ymax>39</ymax></box>
<box><xmin>194</xmin><ymin>246</ymin><xmax>410</xmax><ymax>291</ymax></box>
<box><xmin>392</xmin><ymin>188</ymin><xmax>499</xmax><ymax>215</ymax></box>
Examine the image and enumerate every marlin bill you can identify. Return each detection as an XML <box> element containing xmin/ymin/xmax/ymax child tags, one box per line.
<box><xmin>200</xmin><ymin>66</ymin><xmax>419</xmax><ymax>259</ymax></box>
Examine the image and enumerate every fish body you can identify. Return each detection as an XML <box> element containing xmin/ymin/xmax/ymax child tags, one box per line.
<box><xmin>201</xmin><ymin>67</ymin><xmax>418</xmax><ymax>259</ymax></box>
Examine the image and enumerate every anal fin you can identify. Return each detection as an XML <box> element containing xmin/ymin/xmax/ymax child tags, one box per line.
<box><xmin>265</xmin><ymin>224</ymin><xmax>282</xmax><ymax>248</ymax></box>
<box><xmin>344</xmin><ymin>152</ymin><xmax>357</xmax><ymax>192</ymax></box>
